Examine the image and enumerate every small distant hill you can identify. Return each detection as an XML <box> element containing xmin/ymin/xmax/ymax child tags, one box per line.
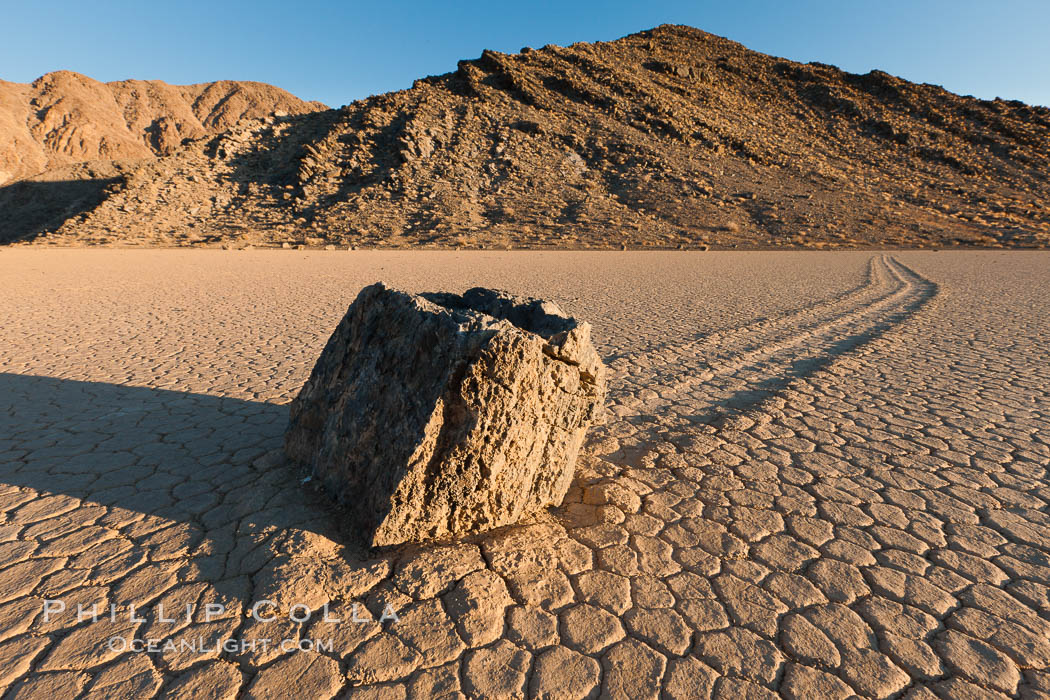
<box><xmin>0</xmin><ymin>70</ymin><xmax>326</xmax><ymax>184</ymax></box>
<box><xmin>4</xmin><ymin>26</ymin><xmax>1049</xmax><ymax>248</ymax></box>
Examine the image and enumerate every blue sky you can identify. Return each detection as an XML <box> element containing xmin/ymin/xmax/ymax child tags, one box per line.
<box><xmin>2</xmin><ymin>0</ymin><xmax>1047</xmax><ymax>107</ymax></box>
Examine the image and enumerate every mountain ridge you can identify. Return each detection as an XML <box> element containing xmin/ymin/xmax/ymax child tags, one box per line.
<box><xmin>0</xmin><ymin>70</ymin><xmax>326</xmax><ymax>185</ymax></box>
<box><xmin>5</xmin><ymin>25</ymin><xmax>1049</xmax><ymax>248</ymax></box>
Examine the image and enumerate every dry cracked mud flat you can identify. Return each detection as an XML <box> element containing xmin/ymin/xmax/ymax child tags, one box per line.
<box><xmin>0</xmin><ymin>249</ymin><xmax>1048</xmax><ymax>699</ymax></box>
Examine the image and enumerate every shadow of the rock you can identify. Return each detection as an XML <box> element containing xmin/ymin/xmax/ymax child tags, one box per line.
<box><xmin>0</xmin><ymin>373</ymin><xmax>388</xmax><ymax>608</ymax></box>
<box><xmin>1</xmin><ymin>373</ymin><xmax>284</xmax><ymax>516</ymax></box>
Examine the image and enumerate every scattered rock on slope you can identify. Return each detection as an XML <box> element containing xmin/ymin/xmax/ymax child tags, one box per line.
<box><xmin>284</xmin><ymin>283</ymin><xmax>606</xmax><ymax>547</ymax></box>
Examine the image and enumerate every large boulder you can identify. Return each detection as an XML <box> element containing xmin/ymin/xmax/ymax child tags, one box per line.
<box><xmin>285</xmin><ymin>283</ymin><xmax>606</xmax><ymax>547</ymax></box>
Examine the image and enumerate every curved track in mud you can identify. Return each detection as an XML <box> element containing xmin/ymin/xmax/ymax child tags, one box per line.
<box><xmin>592</xmin><ymin>256</ymin><xmax>939</xmax><ymax>460</ymax></box>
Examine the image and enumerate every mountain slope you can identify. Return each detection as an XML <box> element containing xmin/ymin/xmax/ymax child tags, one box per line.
<box><xmin>0</xmin><ymin>70</ymin><xmax>326</xmax><ymax>185</ymax></box>
<box><xmin>9</xmin><ymin>26</ymin><xmax>1050</xmax><ymax>248</ymax></box>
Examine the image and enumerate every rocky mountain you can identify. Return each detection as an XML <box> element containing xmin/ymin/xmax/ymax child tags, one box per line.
<box><xmin>5</xmin><ymin>26</ymin><xmax>1049</xmax><ymax>248</ymax></box>
<box><xmin>0</xmin><ymin>71</ymin><xmax>325</xmax><ymax>185</ymax></box>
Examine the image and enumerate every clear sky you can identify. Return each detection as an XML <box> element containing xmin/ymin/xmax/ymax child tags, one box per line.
<box><xmin>2</xmin><ymin>0</ymin><xmax>1048</xmax><ymax>108</ymax></box>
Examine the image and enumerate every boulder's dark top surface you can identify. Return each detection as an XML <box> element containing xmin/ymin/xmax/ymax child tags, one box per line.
<box><xmin>421</xmin><ymin>287</ymin><xmax>578</xmax><ymax>338</ymax></box>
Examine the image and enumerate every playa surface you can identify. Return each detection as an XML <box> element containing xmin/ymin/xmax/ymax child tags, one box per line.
<box><xmin>1</xmin><ymin>249</ymin><xmax>1048</xmax><ymax>698</ymax></box>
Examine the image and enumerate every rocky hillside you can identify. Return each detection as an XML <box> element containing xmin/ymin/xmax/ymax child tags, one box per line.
<box><xmin>7</xmin><ymin>26</ymin><xmax>1050</xmax><ymax>248</ymax></box>
<box><xmin>0</xmin><ymin>70</ymin><xmax>325</xmax><ymax>184</ymax></box>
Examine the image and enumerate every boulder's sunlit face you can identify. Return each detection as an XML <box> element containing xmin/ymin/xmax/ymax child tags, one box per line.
<box><xmin>286</xmin><ymin>282</ymin><xmax>606</xmax><ymax>547</ymax></box>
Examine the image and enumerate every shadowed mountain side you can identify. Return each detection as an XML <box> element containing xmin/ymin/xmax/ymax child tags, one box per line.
<box><xmin>18</xmin><ymin>24</ymin><xmax>1050</xmax><ymax>249</ymax></box>
<box><xmin>0</xmin><ymin>176</ymin><xmax>121</xmax><ymax>244</ymax></box>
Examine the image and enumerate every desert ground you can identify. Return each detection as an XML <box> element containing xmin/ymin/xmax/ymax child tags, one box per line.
<box><xmin>1</xmin><ymin>249</ymin><xmax>1048</xmax><ymax>699</ymax></box>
